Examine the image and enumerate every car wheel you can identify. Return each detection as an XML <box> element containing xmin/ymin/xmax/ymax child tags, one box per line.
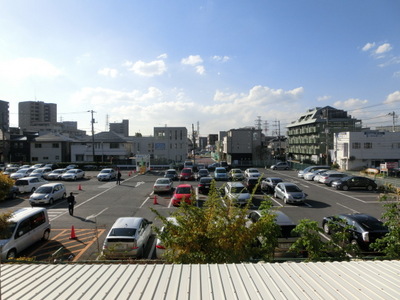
<box><xmin>42</xmin><ymin>229</ymin><xmax>50</xmax><ymax>241</ymax></box>
<box><xmin>323</xmin><ymin>223</ymin><xmax>330</xmax><ymax>234</ymax></box>
<box><xmin>62</xmin><ymin>193</ymin><xmax>66</xmax><ymax>199</ymax></box>
<box><xmin>342</xmin><ymin>185</ymin><xmax>349</xmax><ymax>191</ymax></box>
<box><xmin>366</xmin><ymin>185</ymin><xmax>373</xmax><ymax>191</ymax></box>
<box><xmin>10</xmin><ymin>192</ymin><xmax>17</xmax><ymax>199</ymax></box>
<box><xmin>274</xmin><ymin>192</ymin><xmax>277</xmax><ymax>198</ymax></box>
<box><xmin>283</xmin><ymin>197</ymin><xmax>288</xmax><ymax>204</ymax></box>
<box><xmin>31</xmin><ymin>187</ymin><xmax>36</xmax><ymax>193</ymax></box>
<box><xmin>285</xmin><ymin>167</ymin><xmax>289</xmax><ymax>170</ymax></box>
<box><xmin>49</xmin><ymin>198</ymin><xmax>54</xmax><ymax>205</ymax></box>
<box><xmin>6</xmin><ymin>249</ymin><xmax>17</xmax><ymax>260</ymax></box>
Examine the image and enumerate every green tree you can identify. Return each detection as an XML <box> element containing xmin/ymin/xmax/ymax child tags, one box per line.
<box><xmin>0</xmin><ymin>211</ymin><xmax>13</xmax><ymax>239</ymax></box>
<box><xmin>0</xmin><ymin>174</ymin><xmax>14</xmax><ymax>202</ymax></box>
<box><xmin>151</xmin><ymin>181</ymin><xmax>279</xmax><ymax>263</ymax></box>
<box><xmin>371</xmin><ymin>192</ymin><xmax>400</xmax><ymax>258</ymax></box>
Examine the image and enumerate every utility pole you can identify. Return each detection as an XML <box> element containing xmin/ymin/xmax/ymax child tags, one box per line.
<box><xmin>388</xmin><ymin>111</ymin><xmax>397</xmax><ymax>132</ymax></box>
<box><xmin>88</xmin><ymin>110</ymin><xmax>96</xmax><ymax>162</ymax></box>
<box><xmin>192</xmin><ymin>123</ymin><xmax>196</xmax><ymax>166</ymax></box>
<box><xmin>324</xmin><ymin>108</ymin><xmax>329</xmax><ymax>165</ymax></box>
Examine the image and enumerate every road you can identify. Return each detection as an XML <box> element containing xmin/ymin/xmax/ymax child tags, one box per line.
<box><xmin>0</xmin><ymin>167</ymin><xmax>387</xmax><ymax>261</ymax></box>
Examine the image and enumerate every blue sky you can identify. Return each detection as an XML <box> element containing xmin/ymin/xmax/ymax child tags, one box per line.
<box><xmin>1</xmin><ymin>0</ymin><xmax>399</xmax><ymax>136</ymax></box>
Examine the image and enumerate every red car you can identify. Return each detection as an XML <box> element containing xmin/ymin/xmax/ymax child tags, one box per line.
<box><xmin>179</xmin><ymin>168</ymin><xmax>195</xmax><ymax>181</ymax></box>
<box><xmin>171</xmin><ymin>184</ymin><xmax>195</xmax><ymax>206</ymax></box>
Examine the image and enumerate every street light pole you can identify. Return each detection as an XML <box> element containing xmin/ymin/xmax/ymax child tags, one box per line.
<box><xmin>88</xmin><ymin>110</ymin><xmax>96</xmax><ymax>162</ymax></box>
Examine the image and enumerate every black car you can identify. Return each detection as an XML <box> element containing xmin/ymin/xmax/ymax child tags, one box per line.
<box><xmin>244</xmin><ymin>177</ymin><xmax>262</xmax><ymax>194</ymax></box>
<box><xmin>198</xmin><ymin>177</ymin><xmax>213</xmax><ymax>194</ymax></box>
<box><xmin>322</xmin><ymin>213</ymin><xmax>389</xmax><ymax>251</ymax></box>
<box><xmin>261</xmin><ymin>177</ymin><xmax>283</xmax><ymax>194</ymax></box>
<box><xmin>331</xmin><ymin>176</ymin><xmax>377</xmax><ymax>191</ymax></box>
<box><xmin>196</xmin><ymin>169</ymin><xmax>210</xmax><ymax>180</ymax></box>
<box><xmin>164</xmin><ymin>169</ymin><xmax>179</xmax><ymax>181</ymax></box>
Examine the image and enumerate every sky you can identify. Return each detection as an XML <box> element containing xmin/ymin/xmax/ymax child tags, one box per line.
<box><xmin>0</xmin><ymin>0</ymin><xmax>399</xmax><ymax>137</ymax></box>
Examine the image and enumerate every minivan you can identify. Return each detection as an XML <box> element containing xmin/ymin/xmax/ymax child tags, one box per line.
<box><xmin>224</xmin><ymin>182</ymin><xmax>251</xmax><ymax>205</ymax></box>
<box><xmin>29</xmin><ymin>183</ymin><xmax>67</xmax><ymax>205</ymax></box>
<box><xmin>0</xmin><ymin>207</ymin><xmax>51</xmax><ymax>260</ymax></box>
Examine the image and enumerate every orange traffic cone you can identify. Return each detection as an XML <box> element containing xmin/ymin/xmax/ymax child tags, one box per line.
<box><xmin>153</xmin><ymin>195</ymin><xmax>158</xmax><ymax>205</ymax></box>
<box><xmin>69</xmin><ymin>225</ymin><xmax>77</xmax><ymax>240</ymax></box>
<box><xmin>78</xmin><ymin>184</ymin><xmax>82</xmax><ymax>191</ymax></box>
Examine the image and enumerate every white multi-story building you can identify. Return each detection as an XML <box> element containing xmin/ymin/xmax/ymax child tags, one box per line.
<box><xmin>335</xmin><ymin>130</ymin><xmax>400</xmax><ymax>170</ymax></box>
<box><xmin>153</xmin><ymin>127</ymin><xmax>188</xmax><ymax>163</ymax></box>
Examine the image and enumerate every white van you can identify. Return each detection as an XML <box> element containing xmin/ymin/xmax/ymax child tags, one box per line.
<box><xmin>0</xmin><ymin>207</ymin><xmax>51</xmax><ymax>260</ymax></box>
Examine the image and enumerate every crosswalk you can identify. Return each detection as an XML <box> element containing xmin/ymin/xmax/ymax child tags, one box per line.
<box><xmin>47</xmin><ymin>208</ymin><xmax>68</xmax><ymax>221</ymax></box>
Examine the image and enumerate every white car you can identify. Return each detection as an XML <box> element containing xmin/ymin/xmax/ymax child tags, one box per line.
<box><xmin>155</xmin><ymin>217</ymin><xmax>178</xmax><ymax>259</ymax></box>
<box><xmin>61</xmin><ymin>169</ymin><xmax>85</xmax><ymax>181</ymax></box>
<box><xmin>44</xmin><ymin>168</ymin><xmax>66</xmax><ymax>180</ymax></box>
<box><xmin>14</xmin><ymin>176</ymin><xmax>48</xmax><ymax>193</ymax></box>
<box><xmin>274</xmin><ymin>182</ymin><xmax>307</xmax><ymax>204</ymax></box>
<box><xmin>244</xmin><ymin>168</ymin><xmax>261</xmax><ymax>178</ymax></box>
<box><xmin>10</xmin><ymin>168</ymin><xmax>35</xmax><ymax>180</ymax></box>
<box><xmin>303</xmin><ymin>169</ymin><xmax>328</xmax><ymax>181</ymax></box>
<box><xmin>153</xmin><ymin>178</ymin><xmax>173</xmax><ymax>194</ymax></box>
<box><xmin>97</xmin><ymin>168</ymin><xmax>116</xmax><ymax>181</ymax></box>
<box><xmin>318</xmin><ymin>172</ymin><xmax>347</xmax><ymax>186</ymax></box>
<box><xmin>30</xmin><ymin>167</ymin><xmax>52</xmax><ymax>178</ymax></box>
<box><xmin>29</xmin><ymin>183</ymin><xmax>67</xmax><ymax>205</ymax></box>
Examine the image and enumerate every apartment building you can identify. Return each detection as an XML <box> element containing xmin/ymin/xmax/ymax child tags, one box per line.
<box><xmin>19</xmin><ymin>101</ymin><xmax>57</xmax><ymax>130</ymax></box>
<box><xmin>153</xmin><ymin>127</ymin><xmax>188</xmax><ymax>163</ymax></box>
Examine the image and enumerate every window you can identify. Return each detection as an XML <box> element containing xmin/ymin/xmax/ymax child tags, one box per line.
<box><xmin>32</xmin><ymin>157</ymin><xmax>38</xmax><ymax>162</ymax></box>
<box><xmin>35</xmin><ymin>144</ymin><xmax>42</xmax><ymax>148</ymax></box>
<box><xmin>364</xmin><ymin>142</ymin><xmax>372</xmax><ymax>149</ymax></box>
<box><xmin>352</xmin><ymin>142</ymin><xmax>361</xmax><ymax>149</ymax></box>
<box><xmin>52</xmin><ymin>143</ymin><xmax>59</xmax><ymax>148</ymax></box>
<box><xmin>110</xmin><ymin>143</ymin><xmax>119</xmax><ymax>149</ymax></box>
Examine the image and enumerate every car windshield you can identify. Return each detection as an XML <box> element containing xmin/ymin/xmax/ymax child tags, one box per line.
<box><xmin>66</xmin><ymin>170</ymin><xmax>76</xmax><ymax>174</ymax></box>
<box><xmin>35</xmin><ymin>186</ymin><xmax>53</xmax><ymax>193</ymax></box>
<box><xmin>16</xmin><ymin>169</ymin><xmax>28</xmax><ymax>173</ymax></box>
<box><xmin>166</xmin><ymin>170</ymin><xmax>176</xmax><ymax>174</ymax></box>
<box><xmin>233</xmin><ymin>170</ymin><xmax>242</xmax><ymax>173</ymax></box>
<box><xmin>109</xmin><ymin>228</ymin><xmax>136</xmax><ymax>237</ymax></box>
<box><xmin>272</xmin><ymin>179</ymin><xmax>282</xmax><ymax>184</ymax></box>
<box><xmin>359</xmin><ymin>220</ymin><xmax>388</xmax><ymax>231</ymax></box>
<box><xmin>101</xmin><ymin>170</ymin><xmax>111</xmax><ymax>173</ymax></box>
<box><xmin>249</xmin><ymin>169</ymin><xmax>258</xmax><ymax>173</ymax></box>
<box><xmin>53</xmin><ymin>170</ymin><xmax>64</xmax><ymax>174</ymax></box>
<box><xmin>0</xmin><ymin>222</ymin><xmax>17</xmax><ymax>240</ymax></box>
<box><xmin>176</xmin><ymin>187</ymin><xmax>191</xmax><ymax>194</ymax></box>
<box><xmin>15</xmin><ymin>180</ymin><xmax>28</xmax><ymax>186</ymax></box>
<box><xmin>200</xmin><ymin>178</ymin><xmax>212</xmax><ymax>183</ymax></box>
<box><xmin>156</xmin><ymin>179</ymin><xmax>170</xmax><ymax>185</ymax></box>
<box><xmin>216</xmin><ymin>169</ymin><xmax>226</xmax><ymax>173</ymax></box>
<box><xmin>286</xmin><ymin>185</ymin><xmax>302</xmax><ymax>192</ymax></box>
<box><xmin>231</xmin><ymin>187</ymin><xmax>249</xmax><ymax>193</ymax></box>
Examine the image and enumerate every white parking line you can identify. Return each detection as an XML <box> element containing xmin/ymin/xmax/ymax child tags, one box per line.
<box><xmin>336</xmin><ymin>202</ymin><xmax>359</xmax><ymax>213</ymax></box>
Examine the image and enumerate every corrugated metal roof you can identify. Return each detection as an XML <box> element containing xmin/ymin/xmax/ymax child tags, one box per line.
<box><xmin>1</xmin><ymin>261</ymin><xmax>399</xmax><ymax>300</ymax></box>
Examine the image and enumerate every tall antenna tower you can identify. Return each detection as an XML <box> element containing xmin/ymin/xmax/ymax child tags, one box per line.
<box><xmin>255</xmin><ymin>116</ymin><xmax>262</xmax><ymax>130</ymax></box>
<box><xmin>105</xmin><ymin>114</ymin><xmax>109</xmax><ymax>131</ymax></box>
<box><xmin>197</xmin><ymin>121</ymin><xmax>200</xmax><ymax>137</ymax></box>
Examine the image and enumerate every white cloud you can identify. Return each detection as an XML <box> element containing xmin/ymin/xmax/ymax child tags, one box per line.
<box><xmin>181</xmin><ymin>55</ymin><xmax>203</xmax><ymax>66</ymax></box>
<box><xmin>98</xmin><ymin>68</ymin><xmax>118</xmax><ymax>78</ymax></box>
<box><xmin>362</xmin><ymin>42</ymin><xmax>375</xmax><ymax>52</ymax></box>
<box><xmin>317</xmin><ymin>95</ymin><xmax>331</xmax><ymax>102</ymax></box>
<box><xmin>384</xmin><ymin>90</ymin><xmax>400</xmax><ymax>105</ymax></box>
<box><xmin>375</xmin><ymin>43</ymin><xmax>392</xmax><ymax>55</ymax></box>
<box><xmin>128</xmin><ymin>59</ymin><xmax>167</xmax><ymax>77</ymax></box>
<box><xmin>195</xmin><ymin>65</ymin><xmax>205</xmax><ymax>75</ymax></box>
<box><xmin>333</xmin><ymin>98</ymin><xmax>368</xmax><ymax>109</ymax></box>
<box><xmin>157</xmin><ymin>53</ymin><xmax>168</xmax><ymax>59</ymax></box>
<box><xmin>0</xmin><ymin>57</ymin><xmax>61</xmax><ymax>81</ymax></box>
<box><xmin>212</xmin><ymin>55</ymin><xmax>230</xmax><ymax>62</ymax></box>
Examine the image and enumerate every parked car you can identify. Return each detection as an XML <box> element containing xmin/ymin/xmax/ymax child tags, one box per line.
<box><xmin>196</xmin><ymin>168</ymin><xmax>210</xmax><ymax>180</ymax></box>
<box><xmin>97</xmin><ymin>168</ymin><xmax>116</xmax><ymax>181</ymax></box>
<box><xmin>298</xmin><ymin>165</ymin><xmax>330</xmax><ymax>178</ymax></box>
<box><xmin>29</xmin><ymin>183</ymin><xmax>67</xmax><ymax>205</ymax></box>
<box><xmin>153</xmin><ymin>178</ymin><xmax>173</xmax><ymax>194</ymax></box>
<box><xmin>65</xmin><ymin>164</ymin><xmax>79</xmax><ymax>170</ymax></box>
<box><xmin>30</xmin><ymin>167</ymin><xmax>52</xmax><ymax>178</ymax></box>
<box><xmin>261</xmin><ymin>177</ymin><xmax>283</xmax><ymax>193</ymax></box>
<box><xmin>171</xmin><ymin>184</ymin><xmax>195</xmax><ymax>206</ymax></box>
<box><xmin>44</xmin><ymin>168</ymin><xmax>66</xmax><ymax>180</ymax></box>
<box><xmin>10</xmin><ymin>168</ymin><xmax>35</xmax><ymax>180</ymax></box>
<box><xmin>198</xmin><ymin>177</ymin><xmax>213</xmax><ymax>194</ymax></box>
<box><xmin>2</xmin><ymin>167</ymin><xmax>19</xmax><ymax>176</ymax></box>
<box><xmin>61</xmin><ymin>169</ymin><xmax>85</xmax><ymax>181</ymax></box>
<box><xmin>270</xmin><ymin>162</ymin><xmax>290</xmax><ymax>170</ymax></box>
<box><xmin>31</xmin><ymin>163</ymin><xmax>45</xmax><ymax>169</ymax></box>
<box><xmin>228</xmin><ymin>168</ymin><xmax>244</xmax><ymax>181</ymax></box>
<box><xmin>322</xmin><ymin>213</ymin><xmax>389</xmax><ymax>251</ymax></box>
<box><xmin>179</xmin><ymin>168</ymin><xmax>195</xmax><ymax>181</ymax></box>
<box><xmin>243</xmin><ymin>177</ymin><xmax>262</xmax><ymax>194</ymax></box>
<box><xmin>102</xmin><ymin>217</ymin><xmax>152</xmax><ymax>259</ymax></box>
<box><xmin>318</xmin><ymin>172</ymin><xmax>347</xmax><ymax>186</ymax></box>
<box><xmin>274</xmin><ymin>182</ymin><xmax>307</xmax><ymax>204</ymax></box>
<box><xmin>224</xmin><ymin>181</ymin><xmax>251</xmax><ymax>205</ymax></box>
<box><xmin>331</xmin><ymin>176</ymin><xmax>377</xmax><ymax>191</ymax></box>
<box><xmin>155</xmin><ymin>217</ymin><xmax>178</xmax><ymax>259</ymax></box>
<box><xmin>213</xmin><ymin>167</ymin><xmax>228</xmax><ymax>181</ymax></box>
<box><xmin>15</xmin><ymin>177</ymin><xmax>48</xmax><ymax>193</ymax></box>
<box><xmin>207</xmin><ymin>162</ymin><xmax>220</xmax><ymax>171</ymax></box>
<box><xmin>164</xmin><ymin>169</ymin><xmax>179</xmax><ymax>181</ymax></box>
<box><xmin>247</xmin><ymin>210</ymin><xmax>304</xmax><ymax>257</ymax></box>
<box><xmin>244</xmin><ymin>168</ymin><xmax>261</xmax><ymax>178</ymax></box>
<box><xmin>4</xmin><ymin>186</ymin><xmax>19</xmax><ymax>200</ymax></box>
<box><xmin>303</xmin><ymin>169</ymin><xmax>328</xmax><ymax>181</ymax></box>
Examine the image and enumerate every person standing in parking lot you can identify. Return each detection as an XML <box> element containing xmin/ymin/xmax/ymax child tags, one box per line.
<box><xmin>67</xmin><ymin>192</ymin><xmax>76</xmax><ymax>216</ymax></box>
<box><xmin>116</xmin><ymin>169</ymin><xmax>122</xmax><ymax>185</ymax></box>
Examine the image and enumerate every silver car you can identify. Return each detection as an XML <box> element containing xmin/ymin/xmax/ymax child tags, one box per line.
<box><xmin>102</xmin><ymin>217</ymin><xmax>152</xmax><ymax>259</ymax></box>
<box><xmin>155</xmin><ymin>217</ymin><xmax>178</xmax><ymax>259</ymax></box>
<box><xmin>274</xmin><ymin>182</ymin><xmax>307</xmax><ymax>204</ymax></box>
<box><xmin>29</xmin><ymin>183</ymin><xmax>67</xmax><ymax>205</ymax></box>
<box><xmin>61</xmin><ymin>169</ymin><xmax>85</xmax><ymax>181</ymax></box>
<box><xmin>97</xmin><ymin>168</ymin><xmax>116</xmax><ymax>181</ymax></box>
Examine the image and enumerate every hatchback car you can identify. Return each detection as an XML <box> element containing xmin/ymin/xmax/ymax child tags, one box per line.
<box><xmin>224</xmin><ymin>182</ymin><xmax>251</xmax><ymax>205</ymax></box>
<box><xmin>15</xmin><ymin>177</ymin><xmax>48</xmax><ymax>193</ymax></box>
<box><xmin>261</xmin><ymin>177</ymin><xmax>283</xmax><ymax>194</ymax></box>
<box><xmin>198</xmin><ymin>177</ymin><xmax>213</xmax><ymax>194</ymax></box>
<box><xmin>331</xmin><ymin>176</ymin><xmax>377</xmax><ymax>191</ymax></box>
<box><xmin>155</xmin><ymin>217</ymin><xmax>178</xmax><ymax>259</ymax></box>
<box><xmin>44</xmin><ymin>168</ymin><xmax>66</xmax><ymax>180</ymax></box>
<box><xmin>213</xmin><ymin>167</ymin><xmax>228</xmax><ymax>181</ymax></box>
<box><xmin>29</xmin><ymin>183</ymin><xmax>66</xmax><ymax>205</ymax></box>
<box><xmin>318</xmin><ymin>172</ymin><xmax>347</xmax><ymax>186</ymax></box>
<box><xmin>244</xmin><ymin>168</ymin><xmax>261</xmax><ymax>178</ymax></box>
<box><xmin>102</xmin><ymin>217</ymin><xmax>152</xmax><ymax>259</ymax></box>
<box><xmin>298</xmin><ymin>165</ymin><xmax>330</xmax><ymax>178</ymax></box>
<box><xmin>179</xmin><ymin>168</ymin><xmax>195</xmax><ymax>181</ymax></box>
<box><xmin>10</xmin><ymin>168</ymin><xmax>35</xmax><ymax>180</ymax></box>
<box><xmin>228</xmin><ymin>168</ymin><xmax>244</xmax><ymax>181</ymax></box>
<box><xmin>153</xmin><ymin>178</ymin><xmax>173</xmax><ymax>194</ymax></box>
<box><xmin>30</xmin><ymin>167</ymin><xmax>52</xmax><ymax>178</ymax></box>
<box><xmin>303</xmin><ymin>169</ymin><xmax>328</xmax><ymax>181</ymax></box>
<box><xmin>164</xmin><ymin>169</ymin><xmax>179</xmax><ymax>181</ymax></box>
<box><xmin>243</xmin><ymin>177</ymin><xmax>262</xmax><ymax>194</ymax></box>
<box><xmin>274</xmin><ymin>182</ymin><xmax>307</xmax><ymax>204</ymax></box>
<box><xmin>97</xmin><ymin>168</ymin><xmax>116</xmax><ymax>181</ymax></box>
<box><xmin>270</xmin><ymin>162</ymin><xmax>290</xmax><ymax>170</ymax></box>
<box><xmin>322</xmin><ymin>213</ymin><xmax>389</xmax><ymax>251</ymax></box>
<box><xmin>171</xmin><ymin>184</ymin><xmax>195</xmax><ymax>206</ymax></box>
<box><xmin>61</xmin><ymin>169</ymin><xmax>85</xmax><ymax>181</ymax></box>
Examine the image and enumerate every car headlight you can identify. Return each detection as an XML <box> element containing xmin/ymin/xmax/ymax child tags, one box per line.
<box><xmin>44</xmin><ymin>194</ymin><xmax>50</xmax><ymax>199</ymax></box>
